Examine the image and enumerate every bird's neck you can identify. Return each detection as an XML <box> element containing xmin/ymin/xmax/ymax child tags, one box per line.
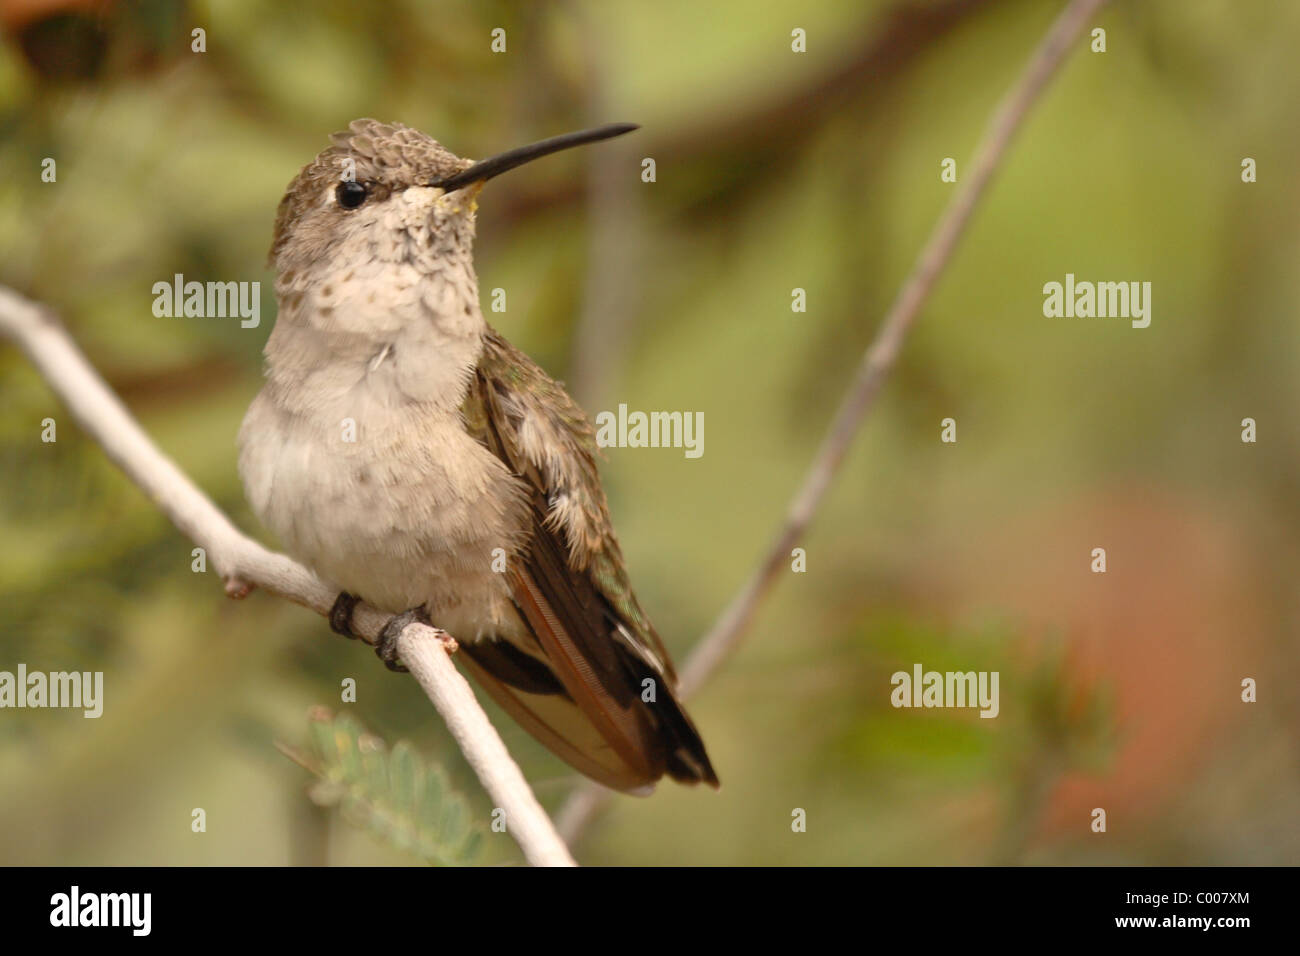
<box><xmin>262</xmin><ymin>264</ymin><xmax>486</xmax><ymax>418</ymax></box>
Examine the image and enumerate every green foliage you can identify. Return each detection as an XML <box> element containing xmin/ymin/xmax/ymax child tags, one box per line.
<box><xmin>1018</xmin><ymin>636</ymin><xmax>1115</xmax><ymax>774</ymax></box>
<box><xmin>288</xmin><ymin>709</ymin><xmax>484</xmax><ymax>866</ymax></box>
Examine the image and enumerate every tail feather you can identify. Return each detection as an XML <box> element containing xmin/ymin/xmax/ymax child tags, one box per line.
<box><xmin>451</xmin><ymin>568</ymin><xmax>717</xmax><ymax>793</ymax></box>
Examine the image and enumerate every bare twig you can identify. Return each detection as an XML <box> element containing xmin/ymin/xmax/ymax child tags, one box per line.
<box><xmin>567</xmin><ymin>0</ymin><xmax>645</xmax><ymax>407</ymax></box>
<box><xmin>490</xmin><ymin>0</ymin><xmax>997</xmax><ymax>227</ymax></box>
<box><xmin>0</xmin><ymin>284</ymin><xmax>576</xmax><ymax>868</ymax></box>
<box><xmin>556</xmin><ymin>0</ymin><xmax>1110</xmax><ymax>844</ymax></box>
<box><xmin>396</xmin><ymin>627</ymin><xmax>574</xmax><ymax>865</ymax></box>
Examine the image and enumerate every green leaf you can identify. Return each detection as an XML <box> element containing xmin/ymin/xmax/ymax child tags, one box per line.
<box><xmin>288</xmin><ymin>709</ymin><xmax>486</xmax><ymax>866</ymax></box>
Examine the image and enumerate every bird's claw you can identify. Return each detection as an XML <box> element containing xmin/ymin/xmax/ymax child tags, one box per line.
<box><xmin>376</xmin><ymin>606</ymin><xmax>433</xmax><ymax>673</ymax></box>
<box><xmin>329</xmin><ymin>592</ymin><xmax>360</xmax><ymax>639</ymax></box>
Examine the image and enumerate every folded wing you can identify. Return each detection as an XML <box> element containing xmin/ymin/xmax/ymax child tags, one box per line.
<box><xmin>457</xmin><ymin>329</ymin><xmax>718</xmax><ymax>792</ymax></box>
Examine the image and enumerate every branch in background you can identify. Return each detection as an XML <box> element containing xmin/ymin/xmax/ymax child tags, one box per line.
<box><xmin>566</xmin><ymin>0</ymin><xmax>646</xmax><ymax>408</ymax></box>
<box><xmin>487</xmin><ymin>0</ymin><xmax>997</xmax><ymax>229</ymax></box>
<box><xmin>556</xmin><ymin>0</ymin><xmax>1111</xmax><ymax>845</ymax></box>
<box><xmin>0</xmin><ymin>285</ymin><xmax>576</xmax><ymax>868</ymax></box>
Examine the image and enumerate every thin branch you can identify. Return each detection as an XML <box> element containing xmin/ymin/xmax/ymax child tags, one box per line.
<box><xmin>396</xmin><ymin>626</ymin><xmax>574</xmax><ymax>865</ymax></box>
<box><xmin>567</xmin><ymin>0</ymin><xmax>645</xmax><ymax>407</ymax></box>
<box><xmin>487</xmin><ymin>0</ymin><xmax>997</xmax><ymax>228</ymax></box>
<box><xmin>0</xmin><ymin>284</ymin><xmax>576</xmax><ymax>868</ymax></box>
<box><xmin>556</xmin><ymin>0</ymin><xmax>1110</xmax><ymax>844</ymax></box>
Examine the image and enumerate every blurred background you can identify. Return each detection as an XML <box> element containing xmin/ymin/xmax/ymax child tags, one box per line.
<box><xmin>2</xmin><ymin>0</ymin><xmax>1298</xmax><ymax>865</ymax></box>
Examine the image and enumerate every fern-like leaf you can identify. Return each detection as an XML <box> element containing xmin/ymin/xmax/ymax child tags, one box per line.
<box><xmin>282</xmin><ymin>708</ymin><xmax>485</xmax><ymax>866</ymax></box>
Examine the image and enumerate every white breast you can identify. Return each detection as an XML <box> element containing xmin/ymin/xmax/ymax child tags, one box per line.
<box><xmin>239</xmin><ymin>291</ymin><xmax>530</xmax><ymax>638</ymax></box>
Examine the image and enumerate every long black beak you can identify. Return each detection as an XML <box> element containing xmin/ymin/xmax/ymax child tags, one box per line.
<box><xmin>435</xmin><ymin>123</ymin><xmax>639</xmax><ymax>192</ymax></box>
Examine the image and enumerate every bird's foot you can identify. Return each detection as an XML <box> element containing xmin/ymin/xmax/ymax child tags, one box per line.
<box><xmin>329</xmin><ymin>592</ymin><xmax>361</xmax><ymax>639</ymax></box>
<box><xmin>375</xmin><ymin>606</ymin><xmax>434</xmax><ymax>673</ymax></box>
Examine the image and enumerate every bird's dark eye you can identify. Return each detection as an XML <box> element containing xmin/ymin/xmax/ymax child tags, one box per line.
<box><xmin>336</xmin><ymin>180</ymin><xmax>368</xmax><ymax>209</ymax></box>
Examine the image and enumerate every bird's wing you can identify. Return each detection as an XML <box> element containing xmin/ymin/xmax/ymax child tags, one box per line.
<box><xmin>456</xmin><ymin>327</ymin><xmax>717</xmax><ymax>791</ymax></box>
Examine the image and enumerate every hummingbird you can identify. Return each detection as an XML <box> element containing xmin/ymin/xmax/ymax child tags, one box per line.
<box><xmin>238</xmin><ymin>119</ymin><xmax>718</xmax><ymax>793</ymax></box>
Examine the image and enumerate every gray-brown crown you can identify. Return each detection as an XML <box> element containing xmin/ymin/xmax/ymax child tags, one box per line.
<box><xmin>268</xmin><ymin>118</ymin><xmax>473</xmax><ymax>264</ymax></box>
